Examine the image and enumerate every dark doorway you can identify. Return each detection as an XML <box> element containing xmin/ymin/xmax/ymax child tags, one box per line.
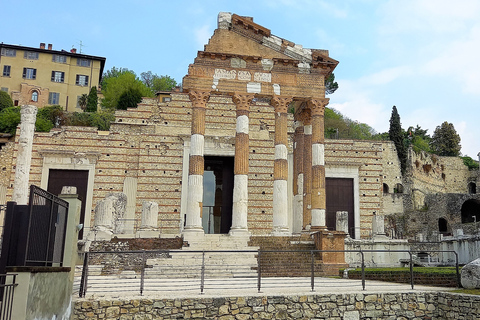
<box><xmin>468</xmin><ymin>182</ymin><xmax>476</xmax><ymax>194</ymax></box>
<box><xmin>461</xmin><ymin>199</ymin><xmax>480</xmax><ymax>223</ymax></box>
<box><xmin>203</xmin><ymin>156</ymin><xmax>234</xmax><ymax>234</ymax></box>
<box><xmin>326</xmin><ymin>178</ymin><xmax>355</xmax><ymax>237</ymax></box>
<box><xmin>438</xmin><ymin>217</ymin><xmax>448</xmax><ymax>234</ymax></box>
<box><xmin>47</xmin><ymin>169</ymin><xmax>88</xmax><ymax>239</ymax></box>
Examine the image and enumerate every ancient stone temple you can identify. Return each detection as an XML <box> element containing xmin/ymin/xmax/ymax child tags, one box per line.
<box><xmin>3</xmin><ymin>12</ymin><xmax>402</xmax><ymax>245</ymax></box>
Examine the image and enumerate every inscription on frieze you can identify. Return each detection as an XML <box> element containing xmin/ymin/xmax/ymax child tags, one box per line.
<box><xmin>214</xmin><ymin>69</ymin><xmax>237</xmax><ymax>80</ymax></box>
<box><xmin>254</xmin><ymin>72</ymin><xmax>272</xmax><ymax>83</ymax></box>
<box><xmin>238</xmin><ymin>71</ymin><xmax>251</xmax><ymax>81</ymax></box>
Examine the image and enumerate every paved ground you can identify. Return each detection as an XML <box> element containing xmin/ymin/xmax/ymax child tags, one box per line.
<box><xmin>77</xmin><ymin>276</ymin><xmax>454</xmax><ymax>299</ymax></box>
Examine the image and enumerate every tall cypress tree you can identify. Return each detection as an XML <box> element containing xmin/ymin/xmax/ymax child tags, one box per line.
<box><xmin>389</xmin><ymin>106</ymin><xmax>407</xmax><ymax>174</ymax></box>
<box><xmin>86</xmin><ymin>86</ymin><xmax>98</xmax><ymax>112</ymax></box>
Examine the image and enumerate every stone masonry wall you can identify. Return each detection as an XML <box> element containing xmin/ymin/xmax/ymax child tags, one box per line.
<box><xmin>72</xmin><ymin>292</ymin><xmax>480</xmax><ymax>319</ymax></box>
<box><xmin>0</xmin><ymin>141</ymin><xmax>15</xmax><ymax>203</ymax></box>
<box><xmin>5</xmin><ymin>93</ymin><xmax>395</xmax><ymax>238</ymax></box>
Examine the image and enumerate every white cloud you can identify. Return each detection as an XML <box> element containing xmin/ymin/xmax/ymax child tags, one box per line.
<box><xmin>360</xmin><ymin>66</ymin><xmax>413</xmax><ymax>86</ymax></box>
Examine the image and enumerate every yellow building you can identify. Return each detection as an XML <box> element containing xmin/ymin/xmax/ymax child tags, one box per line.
<box><xmin>0</xmin><ymin>42</ymin><xmax>105</xmax><ymax>111</ymax></box>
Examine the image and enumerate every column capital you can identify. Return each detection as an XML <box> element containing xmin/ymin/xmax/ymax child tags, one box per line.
<box><xmin>271</xmin><ymin>96</ymin><xmax>293</xmax><ymax>113</ymax></box>
<box><xmin>307</xmin><ymin>98</ymin><xmax>329</xmax><ymax>116</ymax></box>
<box><xmin>188</xmin><ymin>91</ymin><xmax>210</xmax><ymax>108</ymax></box>
<box><xmin>232</xmin><ymin>93</ymin><xmax>255</xmax><ymax>111</ymax></box>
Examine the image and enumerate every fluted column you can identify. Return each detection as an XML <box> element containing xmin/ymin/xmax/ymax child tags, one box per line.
<box><xmin>302</xmin><ymin>111</ymin><xmax>312</xmax><ymax>230</ymax></box>
<box><xmin>230</xmin><ymin>93</ymin><xmax>254</xmax><ymax>236</ymax></box>
<box><xmin>184</xmin><ymin>91</ymin><xmax>210</xmax><ymax>234</ymax></box>
<box><xmin>308</xmin><ymin>98</ymin><xmax>329</xmax><ymax>230</ymax></box>
<box><xmin>271</xmin><ymin>96</ymin><xmax>292</xmax><ymax>235</ymax></box>
<box><xmin>292</xmin><ymin>120</ymin><xmax>304</xmax><ymax>234</ymax></box>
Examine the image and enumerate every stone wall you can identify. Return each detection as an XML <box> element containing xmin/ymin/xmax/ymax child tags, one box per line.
<box><xmin>72</xmin><ymin>292</ymin><xmax>480</xmax><ymax>319</ymax></box>
<box><xmin>0</xmin><ymin>141</ymin><xmax>15</xmax><ymax>203</ymax></box>
<box><xmin>5</xmin><ymin>93</ymin><xmax>391</xmax><ymax>238</ymax></box>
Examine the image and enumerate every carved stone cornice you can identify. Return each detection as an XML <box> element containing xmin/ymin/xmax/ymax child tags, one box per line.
<box><xmin>39</xmin><ymin>149</ymin><xmax>101</xmax><ymax>164</ymax></box>
<box><xmin>188</xmin><ymin>91</ymin><xmax>210</xmax><ymax>108</ymax></box>
<box><xmin>271</xmin><ymin>96</ymin><xmax>293</xmax><ymax>113</ymax></box>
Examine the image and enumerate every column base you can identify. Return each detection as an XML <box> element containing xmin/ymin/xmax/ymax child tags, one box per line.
<box><xmin>229</xmin><ymin>228</ymin><xmax>251</xmax><ymax>237</ymax></box>
<box><xmin>271</xmin><ymin>226</ymin><xmax>290</xmax><ymax>236</ymax></box>
<box><xmin>310</xmin><ymin>226</ymin><xmax>328</xmax><ymax>232</ymax></box>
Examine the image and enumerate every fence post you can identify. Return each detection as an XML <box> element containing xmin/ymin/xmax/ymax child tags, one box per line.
<box><xmin>257</xmin><ymin>250</ymin><xmax>262</xmax><ymax>293</ymax></box>
<box><xmin>79</xmin><ymin>251</ymin><xmax>89</xmax><ymax>298</ymax></box>
<box><xmin>200</xmin><ymin>251</ymin><xmax>205</xmax><ymax>294</ymax></box>
<box><xmin>454</xmin><ymin>251</ymin><xmax>461</xmax><ymax>288</ymax></box>
<box><xmin>360</xmin><ymin>250</ymin><xmax>365</xmax><ymax>291</ymax></box>
<box><xmin>140</xmin><ymin>250</ymin><xmax>146</xmax><ymax>296</ymax></box>
<box><xmin>310</xmin><ymin>250</ymin><xmax>315</xmax><ymax>292</ymax></box>
<box><xmin>408</xmin><ymin>251</ymin><xmax>414</xmax><ymax>289</ymax></box>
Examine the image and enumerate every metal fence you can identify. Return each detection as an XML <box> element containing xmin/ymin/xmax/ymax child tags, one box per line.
<box><xmin>0</xmin><ymin>274</ymin><xmax>17</xmax><ymax>320</ymax></box>
<box><xmin>77</xmin><ymin>249</ymin><xmax>460</xmax><ymax>297</ymax></box>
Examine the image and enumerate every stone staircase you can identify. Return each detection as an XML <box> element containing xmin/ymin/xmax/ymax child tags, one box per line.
<box><xmin>144</xmin><ymin>234</ymin><xmax>259</xmax><ymax>278</ymax></box>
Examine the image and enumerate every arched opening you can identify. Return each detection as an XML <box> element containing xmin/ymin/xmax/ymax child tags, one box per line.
<box><xmin>468</xmin><ymin>182</ymin><xmax>476</xmax><ymax>194</ymax></box>
<box><xmin>394</xmin><ymin>183</ymin><xmax>404</xmax><ymax>194</ymax></box>
<box><xmin>383</xmin><ymin>183</ymin><xmax>389</xmax><ymax>194</ymax></box>
<box><xmin>31</xmin><ymin>91</ymin><xmax>38</xmax><ymax>102</ymax></box>
<box><xmin>438</xmin><ymin>217</ymin><xmax>448</xmax><ymax>234</ymax></box>
<box><xmin>461</xmin><ymin>199</ymin><xmax>480</xmax><ymax>223</ymax></box>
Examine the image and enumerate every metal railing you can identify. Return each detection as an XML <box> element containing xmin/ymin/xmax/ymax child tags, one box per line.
<box><xmin>0</xmin><ymin>274</ymin><xmax>17</xmax><ymax>320</ymax></box>
<box><xmin>77</xmin><ymin>248</ymin><xmax>460</xmax><ymax>297</ymax></box>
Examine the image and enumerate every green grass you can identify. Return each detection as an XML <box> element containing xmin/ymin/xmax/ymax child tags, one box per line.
<box><xmin>450</xmin><ymin>288</ymin><xmax>480</xmax><ymax>295</ymax></box>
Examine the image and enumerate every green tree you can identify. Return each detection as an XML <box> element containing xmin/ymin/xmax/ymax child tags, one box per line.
<box><xmin>101</xmin><ymin>68</ymin><xmax>152</xmax><ymax>110</ymax></box>
<box><xmin>117</xmin><ymin>87</ymin><xmax>143</xmax><ymax>110</ymax></box>
<box><xmin>141</xmin><ymin>71</ymin><xmax>177</xmax><ymax>93</ymax></box>
<box><xmin>0</xmin><ymin>91</ymin><xmax>14</xmax><ymax>111</ymax></box>
<box><xmin>430</xmin><ymin>121</ymin><xmax>461</xmax><ymax>156</ymax></box>
<box><xmin>388</xmin><ymin>106</ymin><xmax>407</xmax><ymax>174</ymax></box>
<box><xmin>325</xmin><ymin>73</ymin><xmax>338</xmax><ymax>95</ymax></box>
<box><xmin>0</xmin><ymin>107</ymin><xmax>21</xmax><ymax>134</ymax></box>
<box><xmin>86</xmin><ymin>86</ymin><xmax>98</xmax><ymax>112</ymax></box>
<box><xmin>406</xmin><ymin>125</ymin><xmax>432</xmax><ymax>153</ymax></box>
<box><xmin>101</xmin><ymin>66</ymin><xmax>135</xmax><ymax>90</ymax></box>
<box><xmin>78</xmin><ymin>94</ymin><xmax>88</xmax><ymax>111</ymax></box>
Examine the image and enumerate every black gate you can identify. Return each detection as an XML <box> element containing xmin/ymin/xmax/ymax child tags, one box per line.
<box><xmin>0</xmin><ymin>185</ymin><xmax>69</xmax><ymax>269</ymax></box>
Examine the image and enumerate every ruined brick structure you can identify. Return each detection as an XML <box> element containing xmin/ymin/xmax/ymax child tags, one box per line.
<box><xmin>0</xmin><ymin>13</ymin><xmax>478</xmax><ymax>246</ymax></box>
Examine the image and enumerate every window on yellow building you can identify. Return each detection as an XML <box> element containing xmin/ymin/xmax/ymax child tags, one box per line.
<box><xmin>76</xmin><ymin>74</ymin><xmax>89</xmax><ymax>86</ymax></box>
<box><xmin>48</xmin><ymin>92</ymin><xmax>60</xmax><ymax>105</ymax></box>
<box><xmin>77</xmin><ymin>59</ymin><xmax>91</xmax><ymax>67</ymax></box>
<box><xmin>23</xmin><ymin>68</ymin><xmax>36</xmax><ymax>79</ymax></box>
<box><xmin>2</xmin><ymin>65</ymin><xmax>10</xmax><ymax>77</ymax></box>
<box><xmin>1</xmin><ymin>48</ymin><xmax>16</xmax><ymax>57</ymax></box>
<box><xmin>51</xmin><ymin>71</ymin><xmax>65</xmax><ymax>83</ymax></box>
<box><xmin>31</xmin><ymin>91</ymin><xmax>38</xmax><ymax>102</ymax></box>
<box><xmin>24</xmin><ymin>51</ymin><xmax>39</xmax><ymax>60</ymax></box>
<box><xmin>52</xmin><ymin>54</ymin><xmax>67</xmax><ymax>63</ymax></box>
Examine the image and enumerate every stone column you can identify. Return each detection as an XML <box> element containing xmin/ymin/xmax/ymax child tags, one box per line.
<box><xmin>336</xmin><ymin>211</ymin><xmax>349</xmax><ymax>235</ymax></box>
<box><xmin>302</xmin><ymin>112</ymin><xmax>312</xmax><ymax>230</ymax></box>
<box><xmin>308</xmin><ymin>98</ymin><xmax>329</xmax><ymax>230</ymax></box>
<box><xmin>137</xmin><ymin>201</ymin><xmax>159</xmax><ymax>238</ymax></box>
<box><xmin>184</xmin><ymin>91</ymin><xmax>210</xmax><ymax>234</ymax></box>
<box><xmin>230</xmin><ymin>93</ymin><xmax>254</xmax><ymax>236</ymax></box>
<box><xmin>292</xmin><ymin>122</ymin><xmax>304</xmax><ymax>234</ymax></box>
<box><xmin>12</xmin><ymin>105</ymin><xmax>37</xmax><ymax>205</ymax></box>
<box><xmin>271</xmin><ymin>96</ymin><xmax>292</xmax><ymax>235</ymax></box>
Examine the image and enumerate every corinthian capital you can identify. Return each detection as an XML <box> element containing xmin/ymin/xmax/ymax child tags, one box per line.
<box><xmin>271</xmin><ymin>96</ymin><xmax>293</xmax><ymax>114</ymax></box>
<box><xmin>188</xmin><ymin>91</ymin><xmax>210</xmax><ymax>108</ymax></box>
<box><xmin>307</xmin><ymin>98</ymin><xmax>329</xmax><ymax>116</ymax></box>
<box><xmin>232</xmin><ymin>93</ymin><xmax>255</xmax><ymax>112</ymax></box>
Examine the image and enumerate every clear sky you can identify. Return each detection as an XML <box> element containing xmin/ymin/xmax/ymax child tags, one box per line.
<box><xmin>3</xmin><ymin>0</ymin><xmax>480</xmax><ymax>157</ymax></box>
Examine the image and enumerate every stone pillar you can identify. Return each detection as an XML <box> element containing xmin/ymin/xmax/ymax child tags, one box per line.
<box><xmin>336</xmin><ymin>211</ymin><xmax>349</xmax><ymax>235</ymax></box>
<box><xmin>271</xmin><ymin>96</ymin><xmax>292</xmax><ymax>235</ymax></box>
<box><xmin>372</xmin><ymin>214</ymin><xmax>386</xmax><ymax>238</ymax></box>
<box><xmin>230</xmin><ymin>93</ymin><xmax>254</xmax><ymax>236</ymax></box>
<box><xmin>308</xmin><ymin>98</ymin><xmax>328</xmax><ymax>230</ymax></box>
<box><xmin>184</xmin><ymin>91</ymin><xmax>210</xmax><ymax>234</ymax></box>
<box><xmin>292</xmin><ymin>122</ymin><xmax>304</xmax><ymax>234</ymax></box>
<box><xmin>12</xmin><ymin>105</ymin><xmax>37</xmax><ymax>205</ymax></box>
<box><xmin>91</xmin><ymin>197</ymin><xmax>114</xmax><ymax>240</ymax></box>
<box><xmin>302</xmin><ymin>112</ymin><xmax>312</xmax><ymax>230</ymax></box>
<box><xmin>137</xmin><ymin>201</ymin><xmax>159</xmax><ymax>238</ymax></box>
